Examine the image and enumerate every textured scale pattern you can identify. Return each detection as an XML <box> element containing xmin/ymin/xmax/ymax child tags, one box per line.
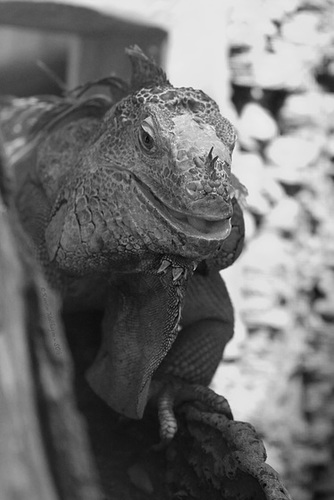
<box><xmin>0</xmin><ymin>46</ymin><xmax>246</xmax><ymax>426</ymax></box>
<box><xmin>167</xmin><ymin>403</ymin><xmax>292</xmax><ymax>499</ymax></box>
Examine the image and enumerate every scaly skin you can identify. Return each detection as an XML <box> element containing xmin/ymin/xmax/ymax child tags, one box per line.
<box><xmin>0</xmin><ymin>46</ymin><xmax>246</xmax><ymax>426</ymax></box>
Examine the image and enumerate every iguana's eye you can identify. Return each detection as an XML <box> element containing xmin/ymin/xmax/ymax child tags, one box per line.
<box><xmin>140</xmin><ymin>129</ymin><xmax>154</xmax><ymax>150</ymax></box>
<box><xmin>138</xmin><ymin>119</ymin><xmax>156</xmax><ymax>153</ymax></box>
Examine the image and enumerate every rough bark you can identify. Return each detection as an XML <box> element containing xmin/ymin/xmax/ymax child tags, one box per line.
<box><xmin>0</xmin><ymin>134</ymin><xmax>101</xmax><ymax>500</ymax></box>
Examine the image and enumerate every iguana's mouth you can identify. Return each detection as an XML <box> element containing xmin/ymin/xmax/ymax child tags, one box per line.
<box><xmin>133</xmin><ymin>175</ymin><xmax>232</xmax><ymax>239</ymax></box>
<box><xmin>165</xmin><ymin>205</ymin><xmax>232</xmax><ymax>237</ymax></box>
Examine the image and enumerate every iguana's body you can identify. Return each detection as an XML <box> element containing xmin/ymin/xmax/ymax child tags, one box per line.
<box><xmin>1</xmin><ymin>47</ymin><xmax>245</xmax><ymax>431</ymax></box>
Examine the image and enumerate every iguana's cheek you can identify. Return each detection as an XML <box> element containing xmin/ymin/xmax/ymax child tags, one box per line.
<box><xmin>45</xmin><ymin>179</ymin><xmax>129</xmax><ymax>273</ymax></box>
<box><xmin>45</xmin><ymin>197</ymin><xmax>109</xmax><ymax>274</ymax></box>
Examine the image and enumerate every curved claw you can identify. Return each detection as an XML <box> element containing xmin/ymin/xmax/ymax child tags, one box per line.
<box><xmin>152</xmin><ymin>378</ymin><xmax>233</xmax><ymax>442</ymax></box>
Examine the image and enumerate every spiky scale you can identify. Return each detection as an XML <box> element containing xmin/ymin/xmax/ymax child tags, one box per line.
<box><xmin>172</xmin><ymin>267</ymin><xmax>184</xmax><ymax>281</ymax></box>
<box><xmin>158</xmin><ymin>259</ymin><xmax>171</xmax><ymax>273</ymax></box>
<box><xmin>126</xmin><ymin>45</ymin><xmax>170</xmax><ymax>91</ymax></box>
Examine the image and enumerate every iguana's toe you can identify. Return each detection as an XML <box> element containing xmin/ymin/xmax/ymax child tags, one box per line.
<box><xmin>157</xmin><ymin>386</ymin><xmax>178</xmax><ymax>442</ymax></box>
<box><xmin>151</xmin><ymin>378</ymin><xmax>233</xmax><ymax>442</ymax></box>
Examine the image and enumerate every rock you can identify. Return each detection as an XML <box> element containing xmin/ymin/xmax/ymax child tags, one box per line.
<box><xmin>230</xmin><ymin>39</ymin><xmax>314</xmax><ymax>90</ymax></box>
<box><xmin>221</xmin><ymin>313</ymin><xmax>247</xmax><ymax>360</ymax></box>
<box><xmin>325</xmin><ymin>132</ymin><xmax>334</xmax><ymax>158</ymax></box>
<box><xmin>240</xmin><ymin>231</ymin><xmax>295</xmax><ymax>279</ymax></box>
<box><xmin>314</xmin><ymin>274</ymin><xmax>334</xmax><ymax>322</ymax></box>
<box><xmin>251</xmin><ymin>44</ymin><xmax>314</xmax><ymax>90</ymax></box>
<box><xmin>321</xmin><ymin>92</ymin><xmax>334</xmax><ymax>128</ymax></box>
<box><xmin>265</xmin><ymin>0</ymin><xmax>300</xmax><ymax>22</ymax></box>
<box><xmin>264</xmin><ymin>198</ymin><xmax>303</xmax><ymax>234</ymax></box>
<box><xmin>232</xmin><ymin>152</ymin><xmax>270</xmax><ymax>214</ymax></box>
<box><xmin>317</xmin><ymin>271</ymin><xmax>334</xmax><ymax>297</ymax></box>
<box><xmin>265</xmin><ymin>135</ymin><xmax>323</xmax><ymax>169</ymax></box>
<box><xmin>300</xmin><ymin>0</ymin><xmax>334</xmax><ymax>8</ymax></box>
<box><xmin>281</xmin><ymin>11</ymin><xmax>330</xmax><ymax>47</ymax></box>
<box><xmin>228</xmin><ymin>22</ymin><xmax>270</xmax><ymax>51</ymax></box>
<box><xmin>265</xmin><ymin>134</ymin><xmax>324</xmax><ymax>184</ymax></box>
<box><xmin>238</xmin><ymin>102</ymin><xmax>278</xmax><ymax>147</ymax></box>
<box><xmin>262</xmin><ymin>174</ymin><xmax>286</xmax><ymax>204</ymax></box>
<box><xmin>279</xmin><ymin>92</ymin><xmax>328</xmax><ymax>131</ymax></box>
<box><xmin>243</xmin><ymin>306</ymin><xmax>292</xmax><ymax>331</ymax></box>
<box><xmin>228</xmin><ymin>0</ymin><xmax>277</xmax><ymax>48</ymax></box>
<box><xmin>320</xmin><ymin>235</ymin><xmax>334</xmax><ymax>267</ymax></box>
<box><xmin>233</xmin><ymin>149</ymin><xmax>285</xmax><ymax>211</ymax></box>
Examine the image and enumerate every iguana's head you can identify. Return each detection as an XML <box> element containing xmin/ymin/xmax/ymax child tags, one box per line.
<box><xmin>107</xmin><ymin>85</ymin><xmax>235</xmax><ymax>222</ymax></box>
<box><xmin>42</xmin><ymin>46</ymin><xmax>242</xmax><ymax>271</ymax></box>
<box><xmin>87</xmin><ymin>46</ymin><xmax>240</xmax><ymax>261</ymax></box>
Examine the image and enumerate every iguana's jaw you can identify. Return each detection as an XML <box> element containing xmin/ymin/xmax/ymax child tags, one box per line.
<box><xmin>165</xmin><ymin>204</ymin><xmax>232</xmax><ymax>239</ymax></box>
<box><xmin>133</xmin><ymin>174</ymin><xmax>233</xmax><ymax>241</ymax></box>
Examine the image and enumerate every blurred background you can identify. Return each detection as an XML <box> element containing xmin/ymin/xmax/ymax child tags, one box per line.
<box><xmin>0</xmin><ymin>1</ymin><xmax>334</xmax><ymax>499</ymax></box>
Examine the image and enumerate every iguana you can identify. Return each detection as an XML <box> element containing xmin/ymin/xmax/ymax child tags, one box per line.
<box><xmin>0</xmin><ymin>46</ymin><xmax>246</xmax><ymax>439</ymax></box>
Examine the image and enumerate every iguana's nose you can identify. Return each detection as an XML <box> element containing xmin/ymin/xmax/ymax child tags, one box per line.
<box><xmin>184</xmin><ymin>152</ymin><xmax>233</xmax><ymax>214</ymax></box>
<box><xmin>192</xmin><ymin>148</ymin><xmax>230</xmax><ymax>179</ymax></box>
<box><xmin>184</xmin><ymin>165</ymin><xmax>232</xmax><ymax>221</ymax></box>
<box><xmin>186</xmin><ymin>176</ymin><xmax>231</xmax><ymax>198</ymax></box>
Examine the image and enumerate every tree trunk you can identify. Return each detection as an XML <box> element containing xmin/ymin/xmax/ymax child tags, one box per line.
<box><xmin>0</xmin><ymin>135</ymin><xmax>102</xmax><ymax>500</ymax></box>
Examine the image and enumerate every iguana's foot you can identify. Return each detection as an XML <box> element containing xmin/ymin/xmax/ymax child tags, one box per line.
<box><xmin>150</xmin><ymin>378</ymin><xmax>233</xmax><ymax>443</ymax></box>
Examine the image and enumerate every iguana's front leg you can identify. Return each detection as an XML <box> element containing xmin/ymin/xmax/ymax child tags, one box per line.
<box><xmin>151</xmin><ymin>270</ymin><xmax>234</xmax><ymax>439</ymax></box>
<box><xmin>86</xmin><ymin>255</ymin><xmax>194</xmax><ymax>420</ymax></box>
<box><xmin>163</xmin><ymin>270</ymin><xmax>233</xmax><ymax>383</ymax></box>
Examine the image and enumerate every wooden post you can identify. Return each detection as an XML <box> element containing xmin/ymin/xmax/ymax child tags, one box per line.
<box><xmin>0</xmin><ymin>136</ymin><xmax>102</xmax><ymax>500</ymax></box>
